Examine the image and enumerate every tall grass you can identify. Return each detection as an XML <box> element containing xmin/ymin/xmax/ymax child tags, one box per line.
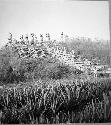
<box><xmin>0</xmin><ymin>78</ymin><xmax>111</xmax><ymax>123</ymax></box>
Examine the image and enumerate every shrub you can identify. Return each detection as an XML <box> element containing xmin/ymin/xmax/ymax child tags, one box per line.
<box><xmin>40</xmin><ymin>62</ymin><xmax>73</xmax><ymax>80</ymax></box>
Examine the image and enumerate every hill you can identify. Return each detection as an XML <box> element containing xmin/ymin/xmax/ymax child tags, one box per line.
<box><xmin>0</xmin><ymin>34</ymin><xmax>110</xmax><ymax>85</ymax></box>
<box><xmin>0</xmin><ymin>34</ymin><xmax>111</xmax><ymax>124</ymax></box>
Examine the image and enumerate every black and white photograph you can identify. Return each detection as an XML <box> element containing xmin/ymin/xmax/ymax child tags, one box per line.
<box><xmin>0</xmin><ymin>0</ymin><xmax>111</xmax><ymax>124</ymax></box>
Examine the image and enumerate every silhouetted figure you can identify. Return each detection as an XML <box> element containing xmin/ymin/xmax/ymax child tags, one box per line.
<box><xmin>46</xmin><ymin>33</ymin><xmax>48</xmax><ymax>41</ymax></box>
<box><xmin>47</xmin><ymin>33</ymin><xmax>50</xmax><ymax>41</ymax></box>
<box><xmin>20</xmin><ymin>35</ymin><xmax>25</xmax><ymax>45</ymax></box>
<box><xmin>46</xmin><ymin>33</ymin><xmax>50</xmax><ymax>41</ymax></box>
<box><xmin>8</xmin><ymin>33</ymin><xmax>12</xmax><ymax>44</ymax></box>
<box><xmin>61</xmin><ymin>32</ymin><xmax>63</xmax><ymax>38</ymax></box>
<box><xmin>30</xmin><ymin>33</ymin><xmax>35</xmax><ymax>45</ymax></box>
<box><xmin>25</xmin><ymin>34</ymin><xmax>29</xmax><ymax>45</ymax></box>
<box><xmin>60</xmin><ymin>32</ymin><xmax>64</xmax><ymax>42</ymax></box>
<box><xmin>40</xmin><ymin>34</ymin><xmax>43</xmax><ymax>43</ymax></box>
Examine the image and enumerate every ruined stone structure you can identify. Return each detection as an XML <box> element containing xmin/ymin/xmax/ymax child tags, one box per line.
<box><xmin>6</xmin><ymin>33</ymin><xmax>107</xmax><ymax>78</ymax></box>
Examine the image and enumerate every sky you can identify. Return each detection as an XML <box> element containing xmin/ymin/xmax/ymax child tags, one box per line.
<box><xmin>0</xmin><ymin>0</ymin><xmax>110</xmax><ymax>47</ymax></box>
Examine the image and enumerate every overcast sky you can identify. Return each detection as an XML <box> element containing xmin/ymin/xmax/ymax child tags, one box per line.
<box><xmin>0</xmin><ymin>0</ymin><xmax>110</xmax><ymax>47</ymax></box>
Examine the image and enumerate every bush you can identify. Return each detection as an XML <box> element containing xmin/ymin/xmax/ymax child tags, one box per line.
<box><xmin>39</xmin><ymin>62</ymin><xmax>73</xmax><ymax>80</ymax></box>
<box><xmin>0</xmin><ymin>46</ymin><xmax>18</xmax><ymax>84</ymax></box>
<box><xmin>15</xmin><ymin>57</ymin><xmax>73</xmax><ymax>81</ymax></box>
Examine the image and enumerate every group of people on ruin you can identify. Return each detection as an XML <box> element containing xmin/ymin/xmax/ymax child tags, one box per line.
<box><xmin>7</xmin><ymin>32</ymin><xmax>99</xmax><ymax>78</ymax></box>
<box><xmin>7</xmin><ymin>32</ymin><xmax>65</xmax><ymax>47</ymax></box>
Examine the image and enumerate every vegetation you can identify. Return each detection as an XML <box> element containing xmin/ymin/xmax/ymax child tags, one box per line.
<box><xmin>0</xmin><ymin>78</ymin><xmax>111</xmax><ymax>123</ymax></box>
<box><xmin>0</xmin><ymin>35</ymin><xmax>111</xmax><ymax>123</ymax></box>
<box><xmin>0</xmin><ymin>45</ymin><xmax>82</xmax><ymax>84</ymax></box>
<box><xmin>62</xmin><ymin>38</ymin><xmax>110</xmax><ymax>65</ymax></box>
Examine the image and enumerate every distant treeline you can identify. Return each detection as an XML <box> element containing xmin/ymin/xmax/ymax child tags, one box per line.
<box><xmin>61</xmin><ymin>38</ymin><xmax>110</xmax><ymax>65</ymax></box>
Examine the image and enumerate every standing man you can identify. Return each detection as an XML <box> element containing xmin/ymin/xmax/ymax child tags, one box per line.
<box><xmin>40</xmin><ymin>34</ymin><xmax>43</xmax><ymax>42</ymax></box>
<box><xmin>20</xmin><ymin>35</ymin><xmax>25</xmax><ymax>45</ymax></box>
<box><xmin>48</xmin><ymin>33</ymin><xmax>50</xmax><ymax>41</ymax></box>
<box><xmin>8</xmin><ymin>32</ymin><xmax>12</xmax><ymax>44</ymax></box>
<box><xmin>61</xmin><ymin>32</ymin><xmax>64</xmax><ymax>42</ymax></box>
<box><xmin>25</xmin><ymin>34</ymin><xmax>29</xmax><ymax>45</ymax></box>
<box><xmin>30</xmin><ymin>33</ymin><xmax>35</xmax><ymax>45</ymax></box>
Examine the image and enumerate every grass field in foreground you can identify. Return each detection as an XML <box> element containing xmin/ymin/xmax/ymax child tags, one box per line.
<box><xmin>0</xmin><ymin>78</ymin><xmax>111</xmax><ymax>124</ymax></box>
